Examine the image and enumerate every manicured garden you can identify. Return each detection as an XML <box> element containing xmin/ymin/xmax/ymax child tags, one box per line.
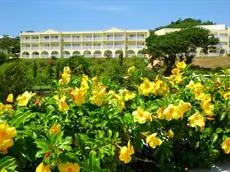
<box><xmin>0</xmin><ymin>59</ymin><xmax>229</xmax><ymax>171</ymax></box>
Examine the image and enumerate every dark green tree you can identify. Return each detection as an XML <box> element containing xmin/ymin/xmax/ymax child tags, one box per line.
<box><xmin>33</xmin><ymin>60</ymin><xmax>37</xmax><ymax>78</ymax></box>
<box><xmin>118</xmin><ymin>50</ymin><xmax>124</xmax><ymax>66</ymax></box>
<box><xmin>146</xmin><ymin>27</ymin><xmax>219</xmax><ymax>75</ymax></box>
<box><xmin>0</xmin><ymin>35</ymin><xmax>20</xmax><ymax>55</ymax></box>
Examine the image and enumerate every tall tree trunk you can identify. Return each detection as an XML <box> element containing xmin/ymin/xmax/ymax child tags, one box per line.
<box><xmin>164</xmin><ymin>55</ymin><xmax>176</xmax><ymax>76</ymax></box>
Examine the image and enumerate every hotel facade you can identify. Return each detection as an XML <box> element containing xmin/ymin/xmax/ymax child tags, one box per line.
<box><xmin>20</xmin><ymin>25</ymin><xmax>230</xmax><ymax>58</ymax></box>
<box><xmin>20</xmin><ymin>28</ymin><xmax>148</xmax><ymax>58</ymax></box>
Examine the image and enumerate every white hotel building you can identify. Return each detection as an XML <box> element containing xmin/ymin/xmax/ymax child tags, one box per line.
<box><xmin>20</xmin><ymin>25</ymin><xmax>230</xmax><ymax>58</ymax></box>
<box><xmin>20</xmin><ymin>28</ymin><xmax>148</xmax><ymax>58</ymax></box>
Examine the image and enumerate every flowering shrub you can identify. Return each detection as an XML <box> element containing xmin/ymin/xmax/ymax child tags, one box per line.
<box><xmin>0</xmin><ymin>62</ymin><xmax>229</xmax><ymax>171</ymax></box>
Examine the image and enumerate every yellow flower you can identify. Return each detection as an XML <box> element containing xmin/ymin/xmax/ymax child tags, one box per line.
<box><xmin>119</xmin><ymin>89</ymin><xmax>136</xmax><ymax>101</ymax></box>
<box><xmin>90</xmin><ymin>85</ymin><xmax>107</xmax><ymax>106</ymax></box>
<box><xmin>80</xmin><ymin>75</ymin><xmax>89</xmax><ymax>91</ymax></box>
<box><xmin>119</xmin><ymin>141</ymin><xmax>135</xmax><ymax>164</ymax></box>
<box><xmin>156</xmin><ymin>107</ymin><xmax>164</xmax><ymax>119</ymax></box>
<box><xmin>0</xmin><ymin>123</ymin><xmax>16</xmax><ymax>153</ymax></box>
<box><xmin>221</xmin><ymin>137</ymin><xmax>230</xmax><ymax>154</ymax></box>
<box><xmin>0</xmin><ymin>104</ymin><xmax>13</xmax><ymax>115</ymax></box>
<box><xmin>132</xmin><ymin>107</ymin><xmax>152</xmax><ymax>124</ymax></box>
<box><xmin>176</xmin><ymin>61</ymin><xmax>186</xmax><ymax>70</ymax></box>
<box><xmin>163</xmin><ymin>104</ymin><xmax>176</xmax><ymax>121</ymax></box>
<box><xmin>16</xmin><ymin>91</ymin><xmax>36</xmax><ymax>106</ymax></box>
<box><xmin>59</xmin><ymin>66</ymin><xmax>71</xmax><ymax>85</ymax></box>
<box><xmin>188</xmin><ymin>112</ymin><xmax>205</xmax><ymax>130</ymax></box>
<box><xmin>196</xmin><ymin>93</ymin><xmax>211</xmax><ymax>102</ymax></box>
<box><xmin>71</xmin><ymin>88</ymin><xmax>86</xmax><ymax>106</ymax></box>
<box><xmin>223</xmin><ymin>92</ymin><xmax>230</xmax><ymax>100</ymax></box>
<box><xmin>186</xmin><ymin>81</ymin><xmax>204</xmax><ymax>93</ymax></box>
<box><xmin>6</xmin><ymin>93</ymin><xmax>13</xmax><ymax>103</ymax></box>
<box><xmin>50</xmin><ymin>124</ymin><xmax>61</xmax><ymax>135</ymax></box>
<box><xmin>153</xmin><ymin>78</ymin><xmax>169</xmax><ymax>96</ymax></box>
<box><xmin>175</xmin><ymin>101</ymin><xmax>192</xmax><ymax>119</ymax></box>
<box><xmin>138</xmin><ymin>78</ymin><xmax>155</xmax><ymax>96</ymax></box>
<box><xmin>54</xmin><ymin>95</ymin><xmax>69</xmax><ymax>112</ymax></box>
<box><xmin>58</xmin><ymin>162</ymin><xmax>80</xmax><ymax>172</ymax></box>
<box><xmin>146</xmin><ymin>133</ymin><xmax>162</xmax><ymax>149</ymax></box>
<box><xmin>127</xmin><ymin>66</ymin><xmax>136</xmax><ymax>74</ymax></box>
<box><xmin>167</xmin><ymin>130</ymin><xmax>174</xmax><ymax>139</ymax></box>
<box><xmin>201</xmin><ymin>101</ymin><xmax>214</xmax><ymax>116</ymax></box>
<box><xmin>172</xmin><ymin>68</ymin><xmax>180</xmax><ymax>75</ymax></box>
<box><xmin>36</xmin><ymin>162</ymin><xmax>51</xmax><ymax>172</ymax></box>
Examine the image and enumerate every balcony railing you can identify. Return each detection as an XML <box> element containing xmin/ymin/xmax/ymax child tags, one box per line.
<box><xmin>21</xmin><ymin>39</ymin><xmax>31</xmax><ymax>43</ymax></box>
<box><xmin>40</xmin><ymin>39</ymin><xmax>50</xmax><ymax>42</ymax></box>
<box><xmin>93</xmin><ymin>37</ymin><xmax>103</xmax><ymax>41</ymax></box>
<box><xmin>82</xmin><ymin>38</ymin><xmax>93</xmax><ymax>41</ymax></box>
<box><xmin>31</xmin><ymin>47</ymin><xmax>39</xmax><ymax>50</ymax></box>
<box><xmin>114</xmin><ymin>37</ymin><xmax>124</xmax><ymax>41</ymax></box>
<box><xmin>30</xmin><ymin>39</ymin><xmax>39</xmax><ymax>43</ymax></box>
<box><xmin>128</xmin><ymin>37</ymin><xmax>136</xmax><ymax>40</ymax></box>
<box><xmin>72</xmin><ymin>46</ymin><xmax>81</xmax><ymax>49</ymax></box>
<box><xmin>72</xmin><ymin>38</ymin><xmax>81</xmax><ymax>42</ymax></box>
<box><xmin>114</xmin><ymin>45</ymin><xmax>124</xmax><ymax>49</ymax></box>
<box><xmin>63</xmin><ymin>38</ymin><xmax>72</xmax><ymax>42</ymax></box>
<box><xmin>21</xmin><ymin>47</ymin><xmax>31</xmax><ymax>50</ymax></box>
<box><xmin>50</xmin><ymin>38</ymin><xmax>60</xmax><ymax>42</ymax></box>
<box><xmin>137</xmin><ymin>37</ymin><xmax>145</xmax><ymax>40</ymax></box>
<box><xmin>104</xmin><ymin>37</ymin><xmax>113</xmax><ymax>41</ymax></box>
<box><xmin>103</xmin><ymin>45</ymin><xmax>113</xmax><ymax>49</ymax></box>
<box><xmin>82</xmin><ymin>46</ymin><xmax>92</xmax><ymax>49</ymax></box>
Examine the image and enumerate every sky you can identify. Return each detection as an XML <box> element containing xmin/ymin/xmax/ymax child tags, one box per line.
<box><xmin>1</xmin><ymin>0</ymin><xmax>230</xmax><ymax>36</ymax></box>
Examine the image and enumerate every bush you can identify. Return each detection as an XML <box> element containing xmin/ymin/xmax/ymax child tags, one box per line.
<box><xmin>0</xmin><ymin>62</ymin><xmax>229</xmax><ymax>171</ymax></box>
<box><xmin>0</xmin><ymin>53</ymin><xmax>8</xmax><ymax>65</ymax></box>
<box><xmin>0</xmin><ymin>60</ymin><xmax>32</xmax><ymax>101</ymax></box>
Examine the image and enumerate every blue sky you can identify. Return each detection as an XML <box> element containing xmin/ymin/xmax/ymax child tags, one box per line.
<box><xmin>1</xmin><ymin>0</ymin><xmax>230</xmax><ymax>36</ymax></box>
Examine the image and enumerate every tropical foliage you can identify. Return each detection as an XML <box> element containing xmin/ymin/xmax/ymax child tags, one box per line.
<box><xmin>0</xmin><ymin>61</ymin><xmax>229</xmax><ymax>172</ymax></box>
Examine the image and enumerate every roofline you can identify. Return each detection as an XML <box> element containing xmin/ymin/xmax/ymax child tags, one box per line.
<box><xmin>20</xmin><ymin>29</ymin><xmax>149</xmax><ymax>35</ymax></box>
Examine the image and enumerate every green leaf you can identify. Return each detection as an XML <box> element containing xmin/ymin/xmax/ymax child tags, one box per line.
<box><xmin>211</xmin><ymin>133</ymin><xmax>218</xmax><ymax>144</ymax></box>
<box><xmin>0</xmin><ymin>156</ymin><xmax>17</xmax><ymax>171</ymax></box>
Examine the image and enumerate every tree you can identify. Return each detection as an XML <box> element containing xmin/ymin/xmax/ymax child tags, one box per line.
<box><xmin>118</xmin><ymin>50</ymin><xmax>124</xmax><ymax>66</ymax></box>
<box><xmin>0</xmin><ymin>35</ymin><xmax>20</xmax><ymax>55</ymax></box>
<box><xmin>155</xmin><ymin>18</ymin><xmax>215</xmax><ymax>30</ymax></box>
<box><xmin>146</xmin><ymin>27</ymin><xmax>219</xmax><ymax>75</ymax></box>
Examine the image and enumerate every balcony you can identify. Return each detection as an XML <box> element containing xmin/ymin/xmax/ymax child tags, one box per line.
<box><xmin>128</xmin><ymin>45</ymin><xmax>138</xmax><ymax>49</ymax></box>
<box><xmin>64</xmin><ymin>46</ymin><xmax>72</xmax><ymax>50</ymax></box>
<box><xmin>114</xmin><ymin>45</ymin><xmax>124</xmax><ymax>49</ymax></box>
<box><xmin>93</xmin><ymin>37</ymin><xmax>103</xmax><ymax>41</ymax></box>
<box><xmin>21</xmin><ymin>39</ymin><xmax>31</xmax><ymax>43</ymax></box>
<box><xmin>137</xmin><ymin>45</ymin><xmax>145</xmax><ymax>49</ymax></box>
<box><xmin>31</xmin><ymin>47</ymin><xmax>40</xmax><ymax>50</ymax></box>
<box><xmin>30</xmin><ymin>39</ymin><xmax>39</xmax><ymax>43</ymax></box>
<box><xmin>72</xmin><ymin>46</ymin><xmax>81</xmax><ymax>49</ymax></box>
<box><xmin>128</xmin><ymin>37</ymin><xmax>136</xmax><ymax>41</ymax></box>
<box><xmin>104</xmin><ymin>37</ymin><xmax>113</xmax><ymax>41</ymax></box>
<box><xmin>40</xmin><ymin>39</ymin><xmax>50</xmax><ymax>42</ymax></box>
<box><xmin>50</xmin><ymin>46</ymin><xmax>59</xmax><ymax>50</ymax></box>
<box><xmin>82</xmin><ymin>46</ymin><xmax>92</xmax><ymax>49</ymax></box>
<box><xmin>21</xmin><ymin>47</ymin><xmax>31</xmax><ymax>50</ymax></box>
<box><xmin>82</xmin><ymin>38</ymin><xmax>93</xmax><ymax>41</ymax></box>
<box><xmin>63</xmin><ymin>38</ymin><xmax>72</xmax><ymax>42</ymax></box>
<box><xmin>114</xmin><ymin>37</ymin><xmax>124</xmax><ymax>41</ymax></box>
<box><xmin>93</xmin><ymin>46</ymin><xmax>102</xmax><ymax>49</ymax></box>
<box><xmin>72</xmin><ymin>38</ymin><xmax>81</xmax><ymax>42</ymax></box>
<box><xmin>103</xmin><ymin>45</ymin><xmax>113</xmax><ymax>49</ymax></box>
<box><xmin>137</xmin><ymin>37</ymin><xmax>145</xmax><ymax>40</ymax></box>
<box><xmin>50</xmin><ymin>38</ymin><xmax>60</xmax><ymax>42</ymax></box>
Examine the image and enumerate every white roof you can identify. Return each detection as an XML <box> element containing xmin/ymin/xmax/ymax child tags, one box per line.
<box><xmin>195</xmin><ymin>24</ymin><xmax>226</xmax><ymax>30</ymax></box>
<box><xmin>20</xmin><ymin>28</ymin><xmax>148</xmax><ymax>35</ymax></box>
